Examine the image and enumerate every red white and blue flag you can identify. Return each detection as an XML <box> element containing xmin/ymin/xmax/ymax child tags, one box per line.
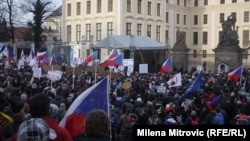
<box><xmin>37</xmin><ymin>51</ymin><xmax>48</xmax><ymax>60</ymax></box>
<box><xmin>59</xmin><ymin>77</ymin><xmax>109</xmax><ymax>137</ymax></box>
<box><xmin>227</xmin><ymin>66</ymin><xmax>243</xmax><ymax>82</ymax></box>
<box><xmin>160</xmin><ymin>57</ymin><xmax>171</xmax><ymax>74</ymax></box>
<box><xmin>84</xmin><ymin>50</ymin><xmax>98</xmax><ymax>64</ymax></box>
<box><xmin>101</xmin><ymin>53</ymin><xmax>123</xmax><ymax>68</ymax></box>
<box><xmin>50</xmin><ymin>54</ymin><xmax>57</xmax><ymax>65</ymax></box>
<box><xmin>6</xmin><ymin>47</ymin><xmax>14</xmax><ymax>61</ymax></box>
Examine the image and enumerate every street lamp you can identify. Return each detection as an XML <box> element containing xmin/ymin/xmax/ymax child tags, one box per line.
<box><xmin>89</xmin><ymin>35</ymin><xmax>94</xmax><ymax>52</ymax></box>
<box><xmin>81</xmin><ymin>35</ymin><xmax>86</xmax><ymax>59</ymax></box>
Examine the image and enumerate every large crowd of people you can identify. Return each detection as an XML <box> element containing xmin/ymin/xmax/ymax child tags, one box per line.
<box><xmin>0</xmin><ymin>57</ymin><xmax>249</xmax><ymax>141</ymax></box>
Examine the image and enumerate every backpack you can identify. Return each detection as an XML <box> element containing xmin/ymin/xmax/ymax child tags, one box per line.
<box><xmin>190</xmin><ymin>117</ymin><xmax>199</xmax><ymax>125</ymax></box>
<box><xmin>149</xmin><ymin>117</ymin><xmax>159</xmax><ymax>125</ymax></box>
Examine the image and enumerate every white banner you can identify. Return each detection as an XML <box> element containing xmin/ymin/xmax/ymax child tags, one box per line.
<box><xmin>47</xmin><ymin>70</ymin><xmax>63</xmax><ymax>81</ymax></box>
<box><xmin>33</xmin><ymin>67</ymin><xmax>42</xmax><ymax>78</ymax></box>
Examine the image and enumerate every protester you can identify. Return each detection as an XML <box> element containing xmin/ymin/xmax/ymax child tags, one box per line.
<box><xmin>73</xmin><ymin>109</ymin><xmax>111</xmax><ymax>141</ymax></box>
<box><xmin>16</xmin><ymin>118</ymin><xmax>56</xmax><ymax>141</ymax></box>
<box><xmin>28</xmin><ymin>93</ymin><xmax>72</xmax><ymax>141</ymax></box>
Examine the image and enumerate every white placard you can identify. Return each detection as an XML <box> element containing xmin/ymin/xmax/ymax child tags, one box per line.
<box><xmin>139</xmin><ymin>64</ymin><xmax>148</xmax><ymax>74</ymax></box>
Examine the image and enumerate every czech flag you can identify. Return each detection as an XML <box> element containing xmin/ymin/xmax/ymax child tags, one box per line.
<box><xmin>50</xmin><ymin>54</ymin><xmax>57</xmax><ymax>65</ymax></box>
<box><xmin>107</xmin><ymin>48</ymin><xmax>118</xmax><ymax>60</ymax></box>
<box><xmin>180</xmin><ymin>71</ymin><xmax>202</xmax><ymax>101</ymax></box>
<box><xmin>211</xmin><ymin>94</ymin><xmax>222</xmax><ymax>108</ymax></box>
<box><xmin>160</xmin><ymin>57</ymin><xmax>171</xmax><ymax>74</ymax></box>
<box><xmin>59</xmin><ymin>77</ymin><xmax>109</xmax><ymax>137</ymax></box>
<box><xmin>39</xmin><ymin>52</ymin><xmax>49</xmax><ymax>66</ymax></box>
<box><xmin>84</xmin><ymin>50</ymin><xmax>98</xmax><ymax>64</ymax></box>
<box><xmin>101</xmin><ymin>53</ymin><xmax>123</xmax><ymax>68</ymax></box>
<box><xmin>37</xmin><ymin>51</ymin><xmax>48</xmax><ymax>60</ymax></box>
<box><xmin>227</xmin><ymin>66</ymin><xmax>243</xmax><ymax>83</ymax></box>
<box><xmin>6</xmin><ymin>47</ymin><xmax>14</xmax><ymax>61</ymax></box>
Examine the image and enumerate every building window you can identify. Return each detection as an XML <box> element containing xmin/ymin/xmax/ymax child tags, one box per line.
<box><xmin>107</xmin><ymin>22</ymin><xmax>113</xmax><ymax>36</ymax></box>
<box><xmin>86</xmin><ymin>24</ymin><xmax>91</xmax><ymax>41</ymax></box>
<box><xmin>245</xmin><ymin>0</ymin><xmax>250</xmax><ymax>1</ymax></box>
<box><xmin>76</xmin><ymin>2</ymin><xmax>81</xmax><ymax>15</ymax></box>
<box><xmin>184</xmin><ymin>0</ymin><xmax>187</xmax><ymax>6</ymax></box>
<box><xmin>127</xmin><ymin>0</ymin><xmax>131</xmax><ymax>12</ymax></box>
<box><xmin>193</xmin><ymin>32</ymin><xmax>198</xmax><ymax>44</ymax></box>
<box><xmin>220</xmin><ymin>13</ymin><xmax>224</xmax><ymax>23</ymax></box>
<box><xmin>244</xmin><ymin>11</ymin><xmax>249</xmax><ymax>22</ymax></box>
<box><xmin>202</xmin><ymin>31</ymin><xmax>208</xmax><ymax>44</ymax></box>
<box><xmin>220</xmin><ymin>0</ymin><xmax>225</xmax><ymax>4</ymax></box>
<box><xmin>147</xmin><ymin>25</ymin><xmax>151</xmax><ymax>37</ymax></box>
<box><xmin>108</xmin><ymin>0</ymin><xmax>113</xmax><ymax>12</ymax></box>
<box><xmin>156</xmin><ymin>26</ymin><xmax>161</xmax><ymax>42</ymax></box>
<box><xmin>193</xmin><ymin>50</ymin><xmax>197</xmax><ymax>58</ymax></box>
<box><xmin>165</xmin><ymin>30</ymin><xmax>169</xmax><ymax>43</ymax></box>
<box><xmin>166</xmin><ymin>12</ymin><xmax>169</xmax><ymax>23</ymax></box>
<box><xmin>138</xmin><ymin>0</ymin><xmax>142</xmax><ymax>14</ymax></box>
<box><xmin>204</xmin><ymin>0</ymin><xmax>208</xmax><ymax>5</ymax></box>
<box><xmin>126</xmin><ymin>23</ymin><xmax>132</xmax><ymax>35</ymax></box>
<box><xmin>177</xmin><ymin>0</ymin><xmax>180</xmax><ymax>5</ymax></box>
<box><xmin>76</xmin><ymin>24</ymin><xmax>81</xmax><ymax>43</ymax></box>
<box><xmin>203</xmin><ymin>14</ymin><xmax>208</xmax><ymax>24</ymax></box>
<box><xmin>157</xmin><ymin>3</ymin><xmax>161</xmax><ymax>16</ymax></box>
<box><xmin>97</xmin><ymin>0</ymin><xmax>101</xmax><ymax>13</ymax></box>
<box><xmin>67</xmin><ymin>4</ymin><xmax>71</xmax><ymax>16</ymax></box>
<box><xmin>87</xmin><ymin>1</ymin><xmax>91</xmax><ymax>14</ymax></box>
<box><xmin>148</xmin><ymin>2</ymin><xmax>152</xmax><ymax>15</ymax></box>
<box><xmin>184</xmin><ymin>15</ymin><xmax>186</xmax><ymax>25</ymax></box>
<box><xmin>166</xmin><ymin>0</ymin><xmax>168</xmax><ymax>3</ymax></box>
<box><xmin>177</xmin><ymin>14</ymin><xmax>180</xmax><ymax>24</ymax></box>
<box><xmin>137</xmin><ymin>24</ymin><xmax>142</xmax><ymax>36</ymax></box>
<box><xmin>232</xmin><ymin>0</ymin><xmax>237</xmax><ymax>3</ymax></box>
<box><xmin>67</xmin><ymin>25</ymin><xmax>71</xmax><ymax>42</ymax></box>
<box><xmin>194</xmin><ymin>0</ymin><xmax>198</xmax><ymax>6</ymax></box>
<box><xmin>243</xmin><ymin>30</ymin><xmax>249</xmax><ymax>45</ymax></box>
<box><xmin>202</xmin><ymin>50</ymin><xmax>207</xmax><ymax>58</ymax></box>
<box><xmin>194</xmin><ymin>15</ymin><xmax>198</xmax><ymax>25</ymax></box>
<box><xmin>96</xmin><ymin>23</ymin><xmax>101</xmax><ymax>41</ymax></box>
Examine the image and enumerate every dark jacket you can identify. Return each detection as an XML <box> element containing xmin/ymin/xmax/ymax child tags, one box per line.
<box><xmin>73</xmin><ymin>133</ymin><xmax>110</xmax><ymax>141</ymax></box>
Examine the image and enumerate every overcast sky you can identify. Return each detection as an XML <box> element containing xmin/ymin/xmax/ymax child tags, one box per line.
<box><xmin>18</xmin><ymin>0</ymin><xmax>62</xmax><ymax>26</ymax></box>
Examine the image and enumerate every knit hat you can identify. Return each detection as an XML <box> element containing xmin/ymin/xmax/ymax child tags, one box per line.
<box><xmin>17</xmin><ymin>118</ymin><xmax>57</xmax><ymax>141</ymax></box>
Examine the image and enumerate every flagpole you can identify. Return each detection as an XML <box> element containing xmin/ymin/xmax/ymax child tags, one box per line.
<box><xmin>94</xmin><ymin>60</ymin><xmax>97</xmax><ymax>84</ymax></box>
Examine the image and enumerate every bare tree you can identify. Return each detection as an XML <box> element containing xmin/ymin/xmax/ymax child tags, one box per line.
<box><xmin>21</xmin><ymin>0</ymin><xmax>52</xmax><ymax>51</ymax></box>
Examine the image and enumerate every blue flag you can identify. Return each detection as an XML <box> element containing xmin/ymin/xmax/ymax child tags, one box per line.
<box><xmin>180</xmin><ymin>71</ymin><xmax>202</xmax><ymax>101</ymax></box>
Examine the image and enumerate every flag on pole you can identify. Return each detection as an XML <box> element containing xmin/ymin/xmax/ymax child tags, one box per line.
<box><xmin>84</xmin><ymin>50</ymin><xmax>98</xmax><ymax>64</ymax></box>
<box><xmin>6</xmin><ymin>47</ymin><xmax>14</xmax><ymax>61</ymax></box>
<box><xmin>227</xmin><ymin>66</ymin><xmax>243</xmax><ymax>83</ymax></box>
<box><xmin>159</xmin><ymin>57</ymin><xmax>171</xmax><ymax>74</ymax></box>
<box><xmin>167</xmin><ymin>73</ymin><xmax>182</xmax><ymax>88</ymax></box>
<box><xmin>37</xmin><ymin>51</ymin><xmax>48</xmax><ymax>60</ymax></box>
<box><xmin>50</xmin><ymin>54</ymin><xmax>57</xmax><ymax>65</ymax></box>
<box><xmin>59</xmin><ymin>77</ymin><xmax>109</xmax><ymax>137</ymax></box>
<box><xmin>180</xmin><ymin>71</ymin><xmax>202</xmax><ymax>101</ymax></box>
<box><xmin>101</xmin><ymin>53</ymin><xmax>123</xmax><ymax>68</ymax></box>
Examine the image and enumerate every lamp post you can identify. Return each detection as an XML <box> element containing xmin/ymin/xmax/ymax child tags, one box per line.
<box><xmin>89</xmin><ymin>35</ymin><xmax>94</xmax><ymax>52</ymax></box>
<box><xmin>81</xmin><ymin>35</ymin><xmax>86</xmax><ymax>59</ymax></box>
